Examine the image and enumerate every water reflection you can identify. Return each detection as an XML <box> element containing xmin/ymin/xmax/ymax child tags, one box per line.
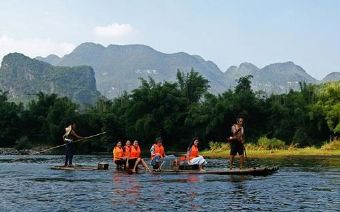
<box><xmin>186</xmin><ymin>174</ymin><xmax>202</xmax><ymax>183</ymax></box>
<box><xmin>112</xmin><ymin>172</ymin><xmax>141</xmax><ymax>208</ymax></box>
<box><xmin>229</xmin><ymin>175</ymin><xmax>251</xmax><ymax>182</ymax></box>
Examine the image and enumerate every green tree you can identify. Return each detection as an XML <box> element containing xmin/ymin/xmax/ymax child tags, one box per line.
<box><xmin>235</xmin><ymin>75</ymin><xmax>253</xmax><ymax>94</ymax></box>
<box><xmin>176</xmin><ymin>68</ymin><xmax>210</xmax><ymax>103</ymax></box>
<box><xmin>24</xmin><ymin>92</ymin><xmax>78</xmax><ymax>145</ymax></box>
<box><xmin>0</xmin><ymin>90</ymin><xmax>23</xmax><ymax>147</ymax></box>
<box><xmin>313</xmin><ymin>82</ymin><xmax>340</xmax><ymax>137</ymax></box>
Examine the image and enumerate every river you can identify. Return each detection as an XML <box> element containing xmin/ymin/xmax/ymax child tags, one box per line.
<box><xmin>0</xmin><ymin>155</ymin><xmax>339</xmax><ymax>211</ymax></box>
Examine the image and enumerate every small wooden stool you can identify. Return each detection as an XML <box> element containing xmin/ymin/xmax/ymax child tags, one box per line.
<box><xmin>97</xmin><ymin>162</ymin><xmax>109</xmax><ymax>170</ymax></box>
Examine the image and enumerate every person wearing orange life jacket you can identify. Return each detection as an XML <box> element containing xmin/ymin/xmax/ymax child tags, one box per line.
<box><xmin>113</xmin><ymin>140</ymin><xmax>126</xmax><ymax>170</ymax></box>
<box><xmin>129</xmin><ymin>140</ymin><xmax>151</xmax><ymax>173</ymax></box>
<box><xmin>150</xmin><ymin>137</ymin><xmax>166</xmax><ymax>170</ymax></box>
<box><xmin>124</xmin><ymin>140</ymin><xmax>132</xmax><ymax>169</ymax></box>
<box><xmin>186</xmin><ymin>138</ymin><xmax>207</xmax><ymax>171</ymax></box>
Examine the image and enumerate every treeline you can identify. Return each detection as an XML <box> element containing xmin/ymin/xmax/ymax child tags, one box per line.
<box><xmin>0</xmin><ymin>69</ymin><xmax>339</xmax><ymax>153</ymax></box>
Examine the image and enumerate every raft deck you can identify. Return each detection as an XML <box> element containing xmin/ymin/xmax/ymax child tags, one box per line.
<box><xmin>154</xmin><ymin>166</ymin><xmax>279</xmax><ymax>176</ymax></box>
<box><xmin>51</xmin><ymin>163</ymin><xmax>109</xmax><ymax>171</ymax></box>
<box><xmin>51</xmin><ymin>165</ymin><xmax>278</xmax><ymax>176</ymax></box>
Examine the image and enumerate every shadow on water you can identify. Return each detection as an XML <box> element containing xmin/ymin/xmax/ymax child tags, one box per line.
<box><xmin>32</xmin><ymin>177</ymin><xmax>107</xmax><ymax>183</ymax></box>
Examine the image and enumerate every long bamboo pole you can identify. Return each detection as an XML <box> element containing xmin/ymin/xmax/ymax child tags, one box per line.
<box><xmin>33</xmin><ymin>132</ymin><xmax>107</xmax><ymax>155</ymax></box>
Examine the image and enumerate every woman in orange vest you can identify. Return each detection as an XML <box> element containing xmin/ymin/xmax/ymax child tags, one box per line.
<box><xmin>150</xmin><ymin>137</ymin><xmax>166</xmax><ymax>170</ymax></box>
<box><xmin>128</xmin><ymin>140</ymin><xmax>151</xmax><ymax>173</ymax></box>
<box><xmin>186</xmin><ymin>138</ymin><xmax>207</xmax><ymax>171</ymax></box>
<box><xmin>124</xmin><ymin>140</ymin><xmax>132</xmax><ymax>169</ymax></box>
<box><xmin>113</xmin><ymin>140</ymin><xmax>126</xmax><ymax>170</ymax></box>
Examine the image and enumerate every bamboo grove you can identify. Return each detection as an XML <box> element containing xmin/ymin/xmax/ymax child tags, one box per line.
<box><xmin>1</xmin><ymin>69</ymin><xmax>340</xmax><ymax>153</ymax></box>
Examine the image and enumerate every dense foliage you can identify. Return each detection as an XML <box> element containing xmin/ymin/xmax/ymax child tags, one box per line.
<box><xmin>0</xmin><ymin>70</ymin><xmax>338</xmax><ymax>153</ymax></box>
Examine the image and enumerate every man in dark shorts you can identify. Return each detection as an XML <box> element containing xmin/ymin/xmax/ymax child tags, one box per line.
<box><xmin>228</xmin><ymin>117</ymin><xmax>245</xmax><ymax>170</ymax></box>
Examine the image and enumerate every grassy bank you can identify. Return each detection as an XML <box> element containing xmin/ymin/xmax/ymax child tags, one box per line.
<box><xmin>202</xmin><ymin>140</ymin><xmax>340</xmax><ymax>158</ymax></box>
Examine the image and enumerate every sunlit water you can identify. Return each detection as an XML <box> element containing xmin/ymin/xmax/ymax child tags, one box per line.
<box><xmin>1</xmin><ymin>155</ymin><xmax>340</xmax><ymax>211</ymax></box>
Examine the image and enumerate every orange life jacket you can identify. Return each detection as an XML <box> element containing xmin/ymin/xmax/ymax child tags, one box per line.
<box><xmin>188</xmin><ymin>145</ymin><xmax>199</xmax><ymax>160</ymax></box>
<box><xmin>129</xmin><ymin>145</ymin><xmax>141</xmax><ymax>159</ymax></box>
<box><xmin>113</xmin><ymin>146</ymin><xmax>124</xmax><ymax>161</ymax></box>
<box><xmin>151</xmin><ymin>144</ymin><xmax>165</xmax><ymax>159</ymax></box>
<box><xmin>124</xmin><ymin>145</ymin><xmax>131</xmax><ymax>158</ymax></box>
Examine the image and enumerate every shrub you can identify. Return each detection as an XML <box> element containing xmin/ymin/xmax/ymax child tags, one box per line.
<box><xmin>257</xmin><ymin>136</ymin><xmax>286</xmax><ymax>150</ymax></box>
<box><xmin>288</xmin><ymin>143</ymin><xmax>299</xmax><ymax>151</ymax></box>
<box><xmin>321</xmin><ymin>140</ymin><xmax>340</xmax><ymax>150</ymax></box>
<box><xmin>244</xmin><ymin>143</ymin><xmax>260</xmax><ymax>150</ymax></box>
<box><xmin>14</xmin><ymin>136</ymin><xmax>33</xmax><ymax>150</ymax></box>
<box><xmin>208</xmin><ymin>141</ymin><xmax>230</xmax><ymax>151</ymax></box>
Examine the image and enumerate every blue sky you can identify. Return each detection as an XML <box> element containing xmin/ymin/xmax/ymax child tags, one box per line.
<box><xmin>0</xmin><ymin>0</ymin><xmax>339</xmax><ymax>79</ymax></box>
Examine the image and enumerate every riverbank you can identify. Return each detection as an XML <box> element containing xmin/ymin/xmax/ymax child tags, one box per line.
<box><xmin>0</xmin><ymin>146</ymin><xmax>62</xmax><ymax>155</ymax></box>
<box><xmin>0</xmin><ymin>148</ymin><xmax>35</xmax><ymax>155</ymax></box>
<box><xmin>0</xmin><ymin>147</ymin><xmax>110</xmax><ymax>155</ymax></box>
<box><xmin>201</xmin><ymin>140</ymin><xmax>340</xmax><ymax>158</ymax></box>
<box><xmin>202</xmin><ymin>147</ymin><xmax>340</xmax><ymax>158</ymax></box>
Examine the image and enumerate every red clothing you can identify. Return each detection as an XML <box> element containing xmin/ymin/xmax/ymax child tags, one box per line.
<box><xmin>188</xmin><ymin>145</ymin><xmax>199</xmax><ymax>160</ymax></box>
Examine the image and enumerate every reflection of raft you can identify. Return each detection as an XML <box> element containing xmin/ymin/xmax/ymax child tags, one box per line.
<box><xmin>51</xmin><ymin>162</ymin><xmax>109</xmax><ymax>171</ymax></box>
<box><xmin>154</xmin><ymin>166</ymin><xmax>279</xmax><ymax>176</ymax></box>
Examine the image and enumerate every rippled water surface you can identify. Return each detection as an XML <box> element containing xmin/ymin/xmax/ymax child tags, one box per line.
<box><xmin>1</xmin><ymin>155</ymin><xmax>340</xmax><ymax>211</ymax></box>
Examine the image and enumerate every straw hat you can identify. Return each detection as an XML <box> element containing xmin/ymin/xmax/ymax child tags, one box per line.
<box><xmin>64</xmin><ymin>125</ymin><xmax>72</xmax><ymax>137</ymax></box>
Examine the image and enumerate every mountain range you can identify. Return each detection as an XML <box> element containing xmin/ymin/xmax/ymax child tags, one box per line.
<box><xmin>36</xmin><ymin>42</ymin><xmax>339</xmax><ymax>98</ymax></box>
<box><xmin>0</xmin><ymin>42</ymin><xmax>338</xmax><ymax>105</ymax></box>
<box><xmin>37</xmin><ymin>42</ymin><xmax>227</xmax><ymax>98</ymax></box>
<box><xmin>0</xmin><ymin>53</ymin><xmax>100</xmax><ymax>105</ymax></box>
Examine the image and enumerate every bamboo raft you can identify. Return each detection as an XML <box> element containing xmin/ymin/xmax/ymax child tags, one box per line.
<box><xmin>153</xmin><ymin>166</ymin><xmax>279</xmax><ymax>176</ymax></box>
<box><xmin>51</xmin><ymin>162</ymin><xmax>109</xmax><ymax>171</ymax></box>
<box><xmin>51</xmin><ymin>162</ymin><xmax>278</xmax><ymax>176</ymax></box>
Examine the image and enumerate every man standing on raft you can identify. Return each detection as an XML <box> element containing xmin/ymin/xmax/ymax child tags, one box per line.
<box><xmin>63</xmin><ymin>122</ymin><xmax>84</xmax><ymax>167</ymax></box>
<box><xmin>228</xmin><ymin>117</ymin><xmax>245</xmax><ymax>170</ymax></box>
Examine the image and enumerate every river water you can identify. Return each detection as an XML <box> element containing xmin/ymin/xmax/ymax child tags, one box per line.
<box><xmin>0</xmin><ymin>155</ymin><xmax>340</xmax><ymax>212</ymax></box>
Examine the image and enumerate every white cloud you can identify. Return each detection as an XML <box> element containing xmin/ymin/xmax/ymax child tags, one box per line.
<box><xmin>0</xmin><ymin>35</ymin><xmax>75</xmax><ymax>61</ymax></box>
<box><xmin>93</xmin><ymin>23</ymin><xmax>133</xmax><ymax>40</ymax></box>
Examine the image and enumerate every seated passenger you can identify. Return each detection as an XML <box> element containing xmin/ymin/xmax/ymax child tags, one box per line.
<box><xmin>128</xmin><ymin>140</ymin><xmax>151</xmax><ymax>173</ymax></box>
<box><xmin>150</xmin><ymin>137</ymin><xmax>166</xmax><ymax>170</ymax></box>
<box><xmin>186</xmin><ymin>138</ymin><xmax>207</xmax><ymax>171</ymax></box>
<box><xmin>113</xmin><ymin>140</ymin><xmax>126</xmax><ymax>170</ymax></box>
<box><xmin>124</xmin><ymin>140</ymin><xmax>132</xmax><ymax>169</ymax></box>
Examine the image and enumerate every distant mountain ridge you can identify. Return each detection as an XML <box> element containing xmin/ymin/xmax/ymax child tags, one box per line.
<box><xmin>35</xmin><ymin>42</ymin><xmax>340</xmax><ymax>97</ymax></box>
<box><xmin>0</xmin><ymin>53</ymin><xmax>100</xmax><ymax>105</ymax></box>
<box><xmin>321</xmin><ymin>72</ymin><xmax>340</xmax><ymax>83</ymax></box>
<box><xmin>37</xmin><ymin>42</ymin><xmax>228</xmax><ymax>98</ymax></box>
<box><xmin>35</xmin><ymin>54</ymin><xmax>61</xmax><ymax>65</ymax></box>
<box><xmin>224</xmin><ymin>61</ymin><xmax>319</xmax><ymax>93</ymax></box>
